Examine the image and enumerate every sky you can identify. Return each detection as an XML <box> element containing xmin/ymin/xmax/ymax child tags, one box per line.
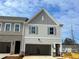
<box><xmin>0</xmin><ymin>0</ymin><xmax>79</xmax><ymax>43</ymax></box>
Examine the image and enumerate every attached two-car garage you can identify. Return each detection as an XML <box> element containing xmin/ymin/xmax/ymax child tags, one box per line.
<box><xmin>25</xmin><ymin>44</ymin><xmax>51</xmax><ymax>55</ymax></box>
<box><xmin>0</xmin><ymin>42</ymin><xmax>11</xmax><ymax>53</ymax></box>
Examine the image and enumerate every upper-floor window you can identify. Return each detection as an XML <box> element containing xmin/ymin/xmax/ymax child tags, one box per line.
<box><xmin>0</xmin><ymin>23</ymin><xmax>2</xmax><ymax>31</ymax></box>
<box><xmin>48</xmin><ymin>27</ymin><xmax>54</xmax><ymax>35</ymax></box>
<box><xmin>14</xmin><ymin>23</ymin><xmax>20</xmax><ymax>32</ymax></box>
<box><xmin>5</xmin><ymin>23</ymin><xmax>11</xmax><ymax>31</ymax></box>
<box><xmin>29</xmin><ymin>26</ymin><xmax>38</xmax><ymax>34</ymax></box>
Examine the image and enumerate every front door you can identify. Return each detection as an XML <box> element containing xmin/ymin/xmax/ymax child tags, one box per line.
<box><xmin>15</xmin><ymin>41</ymin><xmax>20</xmax><ymax>54</ymax></box>
<box><xmin>56</xmin><ymin>44</ymin><xmax>60</xmax><ymax>56</ymax></box>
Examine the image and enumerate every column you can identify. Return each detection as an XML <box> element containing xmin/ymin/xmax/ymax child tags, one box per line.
<box><xmin>51</xmin><ymin>44</ymin><xmax>53</xmax><ymax>56</ymax></box>
<box><xmin>60</xmin><ymin>44</ymin><xmax>62</xmax><ymax>56</ymax></box>
<box><xmin>20</xmin><ymin>23</ymin><xmax>25</xmax><ymax>55</ymax></box>
<box><xmin>53</xmin><ymin>44</ymin><xmax>56</xmax><ymax>56</ymax></box>
<box><xmin>20</xmin><ymin>38</ymin><xmax>25</xmax><ymax>55</ymax></box>
<box><xmin>10</xmin><ymin>41</ymin><xmax>15</xmax><ymax>54</ymax></box>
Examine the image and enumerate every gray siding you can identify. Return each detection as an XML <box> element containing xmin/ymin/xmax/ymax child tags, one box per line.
<box><xmin>0</xmin><ymin>35</ymin><xmax>22</xmax><ymax>42</ymax></box>
<box><xmin>29</xmin><ymin>10</ymin><xmax>57</xmax><ymax>25</ymax></box>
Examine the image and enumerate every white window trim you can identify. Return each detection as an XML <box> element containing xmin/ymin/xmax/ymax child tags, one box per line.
<box><xmin>0</xmin><ymin>23</ymin><xmax>2</xmax><ymax>31</ymax></box>
<box><xmin>14</xmin><ymin>23</ymin><xmax>20</xmax><ymax>32</ymax></box>
<box><xmin>48</xmin><ymin>27</ymin><xmax>55</xmax><ymax>35</ymax></box>
<box><xmin>29</xmin><ymin>26</ymin><xmax>38</xmax><ymax>34</ymax></box>
<box><xmin>4</xmin><ymin>23</ymin><xmax>11</xmax><ymax>31</ymax></box>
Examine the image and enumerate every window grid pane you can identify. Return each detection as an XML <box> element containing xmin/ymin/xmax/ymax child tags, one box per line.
<box><xmin>6</xmin><ymin>24</ymin><xmax>10</xmax><ymax>31</ymax></box>
<box><xmin>29</xmin><ymin>26</ymin><xmax>38</xmax><ymax>34</ymax></box>
<box><xmin>32</xmin><ymin>27</ymin><xmax>35</xmax><ymax>34</ymax></box>
<box><xmin>48</xmin><ymin>27</ymin><xmax>54</xmax><ymax>35</ymax></box>
<box><xmin>15</xmin><ymin>24</ymin><xmax>20</xmax><ymax>32</ymax></box>
<box><xmin>50</xmin><ymin>28</ymin><xmax>54</xmax><ymax>34</ymax></box>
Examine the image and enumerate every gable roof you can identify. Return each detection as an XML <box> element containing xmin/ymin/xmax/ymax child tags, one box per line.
<box><xmin>0</xmin><ymin>16</ymin><xmax>29</xmax><ymax>23</ymax></box>
<box><xmin>0</xmin><ymin>16</ymin><xmax>29</xmax><ymax>21</ymax></box>
<box><xmin>26</xmin><ymin>8</ymin><xmax>60</xmax><ymax>25</ymax></box>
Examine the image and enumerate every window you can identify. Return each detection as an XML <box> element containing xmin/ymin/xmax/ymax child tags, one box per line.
<box><xmin>5</xmin><ymin>23</ymin><xmax>11</xmax><ymax>31</ymax></box>
<box><xmin>0</xmin><ymin>23</ymin><xmax>2</xmax><ymax>31</ymax></box>
<box><xmin>32</xmin><ymin>27</ymin><xmax>35</xmax><ymax>33</ymax></box>
<box><xmin>14</xmin><ymin>23</ymin><xmax>20</xmax><ymax>32</ymax></box>
<box><xmin>48</xmin><ymin>27</ymin><xmax>54</xmax><ymax>35</ymax></box>
<box><xmin>29</xmin><ymin>26</ymin><xmax>38</xmax><ymax>34</ymax></box>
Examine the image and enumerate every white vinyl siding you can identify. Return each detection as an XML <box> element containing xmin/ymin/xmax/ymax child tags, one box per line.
<box><xmin>14</xmin><ymin>23</ymin><xmax>20</xmax><ymax>32</ymax></box>
<box><xmin>0</xmin><ymin>23</ymin><xmax>2</xmax><ymax>31</ymax></box>
<box><xmin>29</xmin><ymin>26</ymin><xmax>38</xmax><ymax>34</ymax></box>
<box><xmin>5</xmin><ymin>23</ymin><xmax>11</xmax><ymax>31</ymax></box>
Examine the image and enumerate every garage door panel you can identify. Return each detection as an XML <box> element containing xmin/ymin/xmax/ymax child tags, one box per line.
<box><xmin>0</xmin><ymin>42</ymin><xmax>11</xmax><ymax>53</ymax></box>
<box><xmin>25</xmin><ymin>44</ymin><xmax>51</xmax><ymax>55</ymax></box>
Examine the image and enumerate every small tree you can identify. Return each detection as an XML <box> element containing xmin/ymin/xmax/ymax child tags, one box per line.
<box><xmin>62</xmin><ymin>38</ymin><xmax>76</xmax><ymax>45</ymax></box>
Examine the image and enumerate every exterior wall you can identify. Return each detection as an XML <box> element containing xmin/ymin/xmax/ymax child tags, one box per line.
<box><xmin>26</xmin><ymin>24</ymin><xmax>60</xmax><ymax>38</ymax></box>
<box><xmin>24</xmin><ymin>38</ymin><xmax>61</xmax><ymax>45</ymax></box>
<box><xmin>0</xmin><ymin>20</ymin><xmax>24</xmax><ymax>35</ymax></box>
<box><xmin>24</xmin><ymin>24</ymin><xmax>61</xmax><ymax>44</ymax></box>
<box><xmin>0</xmin><ymin>36</ymin><xmax>22</xmax><ymax>42</ymax></box>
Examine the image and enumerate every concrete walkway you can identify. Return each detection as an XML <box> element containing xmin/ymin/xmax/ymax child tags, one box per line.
<box><xmin>0</xmin><ymin>54</ymin><xmax>19</xmax><ymax>59</ymax></box>
<box><xmin>23</xmin><ymin>56</ymin><xmax>62</xmax><ymax>59</ymax></box>
<box><xmin>0</xmin><ymin>54</ymin><xmax>10</xmax><ymax>59</ymax></box>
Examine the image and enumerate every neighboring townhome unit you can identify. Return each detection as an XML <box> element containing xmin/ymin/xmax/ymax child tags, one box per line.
<box><xmin>20</xmin><ymin>9</ymin><xmax>62</xmax><ymax>56</ymax></box>
<box><xmin>0</xmin><ymin>16</ymin><xmax>27</xmax><ymax>54</ymax></box>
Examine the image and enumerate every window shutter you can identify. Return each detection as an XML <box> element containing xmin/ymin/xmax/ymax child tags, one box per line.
<box><xmin>54</xmin><ymin>27</ymin><xmax>56</xmax><ymax>35</ymax></box>
<box><xmin>35</xmin><ymin>26</ymin><xmax>38</xmax><ymax>34</ymax></box>
<box><xmin>29</xmin><ymin>26</ymin><xmax>32</xmax><ymax>34</ymax></box>
<box><xmin>48</xmin><ymin>27</ymin><xmax>50</xmax><ymax>35</ymax></box>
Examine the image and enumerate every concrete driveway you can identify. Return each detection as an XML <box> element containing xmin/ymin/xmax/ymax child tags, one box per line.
<box><xmin>23</xmin><ymin>56</ymin><xmax>61</xmax><ymax>59</ymax></box>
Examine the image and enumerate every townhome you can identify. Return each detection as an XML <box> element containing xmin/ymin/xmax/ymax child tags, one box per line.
<box><xmin>0</xmin><ymin>16</ymin><xmax>27</xmax><ymax>54</ymax></box>
<box><xmin>20</xmin><ymin>9</ymin><xmax>62</xmax><ymax>56</ymax></box>
<box><xmin>0</xmin><ymin>9</ymin><xmax>62</xmax><ymax>56</ymax></box>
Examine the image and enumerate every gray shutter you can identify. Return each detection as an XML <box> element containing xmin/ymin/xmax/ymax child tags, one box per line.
<box><xmin>35</xmin><ymin>26</ymin><xmax>38</xmax><ymax>34</ymax></box>
<box><xmin>48</xmin><ymin>27</ymin><xmax>50</xmax><ymax>35</ymax></box>
<box><xmin>54</xmin><ymin>27</ymin><xmax>56</xmax><ymax>35</ymax></box>
<box><xmin>29</xmin><ymin>26</ymin><xmax>32</xmax><ymax>34</ymax></box>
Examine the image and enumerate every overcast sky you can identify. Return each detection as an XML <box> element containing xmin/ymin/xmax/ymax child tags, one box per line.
<box><xmin>0</xmin><ymin>0</ymin><xmax>79</xmax><ymax>43</ymax></box>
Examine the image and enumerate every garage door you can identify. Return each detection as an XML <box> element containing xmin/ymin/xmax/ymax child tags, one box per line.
<box><xmin>0</xmin><ymin>42</ymin><xmax>11</xmax><ymax>53</ymax></box>
<box><xmin>25</xmin><ymin>44</ymin><xmax>51</xmax><ymax>55</ymax></box>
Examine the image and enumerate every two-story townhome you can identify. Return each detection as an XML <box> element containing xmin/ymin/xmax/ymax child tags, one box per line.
<box><xmin>0</xmin><ymin>9</ymin><xmax>62</xmax><ymax>56</ymax></box>
<box><xmin>0</xmin><ymin>16</ymin><xmax>27</xmax><ymax>54</ymax></box>
<box><xmin>20</xmin><ymin>9</ymin><xmax>62</xmax><ymax>56</ymax></box>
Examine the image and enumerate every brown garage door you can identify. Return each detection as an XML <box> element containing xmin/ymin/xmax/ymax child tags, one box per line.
<box><xmin>0</xmin><ymin>42</ymin><xmax>11</xmax><ymax>53</ymax></box>
<box><xmin>25</xmin><ymin>44</ymin><xmax>51</xmax><ymax>55</ymax></box>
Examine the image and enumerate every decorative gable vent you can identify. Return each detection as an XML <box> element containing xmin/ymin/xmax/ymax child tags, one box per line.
<box><xmin>42</xmin><ymin>15</ymin><xmax>44</xmax><ymax>21</ymax></box>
